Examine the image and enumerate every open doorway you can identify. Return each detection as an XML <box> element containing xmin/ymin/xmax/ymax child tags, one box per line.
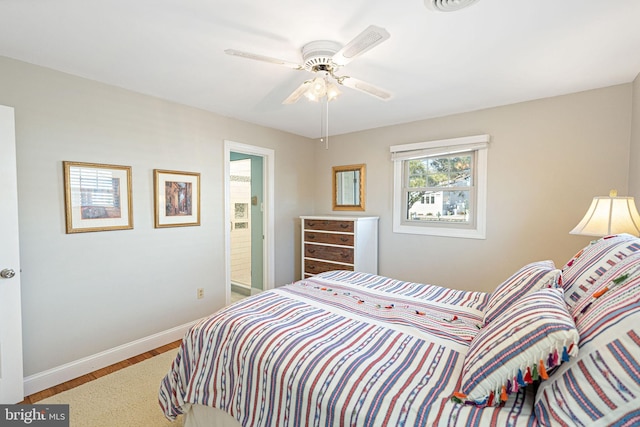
<box><xmin>229</xmin><ymin>154</ymin><xmax>263</xmax><ymax>302</ymax></box>
<box><xmin>224</xmin><ymin>141</ymin><xmax>275</xmax><ymax>305</ymax></box>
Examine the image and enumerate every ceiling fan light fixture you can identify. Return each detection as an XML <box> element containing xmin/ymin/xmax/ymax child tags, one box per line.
<box><xmin>304</xmin><ymin>77</ymin><xmax>327</xmax><ymax>102</ymax></box>
<box><xmin>424</xmin><ymin>0</ymin><xmax>480</xmax><ymax>12</ymax></box>
<box><xmin>225</xmin><ymin>25</ymin><xmax>392</xmax><ymax>105</ymax></box>
<box><xmin>304</xmin><ymin>92</ymin><xmax>317</xmax><ymax>102</ymax></box>
<box><xmin>311</xmin><ymin>77</ymin><xmax>326</xmax><ymax>94</ymax></box>
<box><xmin>326</xmin><ymin>82</ymin><xmax>342</xmax><ymax>101</ymax></box>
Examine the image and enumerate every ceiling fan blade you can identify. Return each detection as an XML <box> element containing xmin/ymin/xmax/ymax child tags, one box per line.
<box><xmin>338</xmin><ymin>76</ymin><xmax>392</xmax><ymax>100</ymax></box>
<box><xmin>282</xmin><ymin>80</ymin><xmax>312</xmax><ymax>104</ymax></box>
<box><xmin>224</xmin><ymin>49</ymin><xmax>303</xmax><ymax>70</ymax></box>
<box><xmin>332</xmin><ymin>25</ymin><xmax>390</xmax><ymax>66</ymax></box>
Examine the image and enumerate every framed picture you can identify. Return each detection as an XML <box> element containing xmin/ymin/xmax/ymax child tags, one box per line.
<box><xmin>63</xmin><ymin>161</ymin><xmax>133</xmax><ymax>233</ymax></box>
<box><xmin>154</xmin><ymin>169</ymin><xmax>201</xmax><ymax>228</ymax></box>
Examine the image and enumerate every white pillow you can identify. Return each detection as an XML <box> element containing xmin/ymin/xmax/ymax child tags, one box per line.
<box><xmin>483</xmin><ymin>260</ymin><xmax>561</xmax><ymax>324</ymax></box>
<box><xmin>453</xmin><ymin>288</ymin><xmax>579</xmax><ymax>407</ymax></box>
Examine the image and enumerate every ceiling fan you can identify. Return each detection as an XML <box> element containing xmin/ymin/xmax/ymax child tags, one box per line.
<box><xmin>224</xmin><ymin>25</ymin><xmax>392</xmax><ymax>104</ymax></box>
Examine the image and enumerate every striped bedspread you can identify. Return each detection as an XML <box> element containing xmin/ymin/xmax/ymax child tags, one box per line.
<box><xmin>159</xmin><ymin>271</ymin><xmax>537</xmax><ymax>426</ymax></box>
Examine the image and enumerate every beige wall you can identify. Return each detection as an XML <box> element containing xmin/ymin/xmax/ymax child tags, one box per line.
<box><xmin>629</xmin><ymin>72</ymin><xmax>640</xmax><ymax>200</ymax></box>
<box><xmin>310</xmin><ymin>84</ymin><xmax>633</xmax><ymax>292</ymax></box>
<box><xmin>0</xmin><ymin>56</ymin><xmax>315</xmax><ymax>376</ymax></box>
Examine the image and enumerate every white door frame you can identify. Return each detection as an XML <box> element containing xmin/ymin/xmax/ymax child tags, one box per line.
<box><xmin>224</xmin><ymin>140</ymin><xmax>275</xmax><ymax>304</ymax></box>
<box><xmin>0</xmin><ymin>105</ymin><xmax>24</xmax><ymax>403</ymax></box>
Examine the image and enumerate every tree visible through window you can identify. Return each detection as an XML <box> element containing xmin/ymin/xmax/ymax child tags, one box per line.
<box><xmin>405</xmin><ymin>152</ymin><xmax>473</xmax><ymax>224</ymax></box>
<box><xmin>391</xmin><ymin>134</ymin><xmax>489</xmax><ymax>239</ymax></box>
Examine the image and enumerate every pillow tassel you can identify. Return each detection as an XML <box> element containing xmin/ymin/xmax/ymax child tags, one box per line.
<box><xmin>517</xmin><ymin>369</ymin><xmax>526</xmax><ymax>387</ymax></box>
<box><xmin>562</xmin><ymin>346</ymin><xmax>570</xmax><ymax>362</ymax></box>
<box><xmin>487</xmin><ymin>390</ymin><xmax>495</xmax><ymax>407</ymax></box>
<box><xmin>524</xmin><ymin>366</ymin><xmax>533</xmax><ymax>384</ymax></box>
<box><xmin>473</xmin><ymin>397</ymin><xmax>488</xmax><ymax>407</ymax></box>
<box><xmin>500</xmin><ymin>385</ymin><xmax>508</xmax><ymax>402</ymax></box>
<box><xmin>512</xmin><ymin>376</ymin><xmax>519</xmax><ymax>393</ymax></box>
<box><xmin>547</xmin><ymin>352</ymin><xmax>555</xmax><ymax>369</ymax></box>
<box><xmin>539</xmin><ymin>359</ymin><xmax>549</xmax><ymax>380</ymax></box>
<box><xmin>506</xmin><ymin>378</ymin><xmax>512</xmax><ymax>394</ymax></box>
<box><xmin>532</xmin><ymin>362</ymin><xmax>539</xmax><ymax>381</ymax></box>
<box><xmin>450</xmin><ymin>391</ymin><xmax>466</xmax><ymax>404</ymax></box>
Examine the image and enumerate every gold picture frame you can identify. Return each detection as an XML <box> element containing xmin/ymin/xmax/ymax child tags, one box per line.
<box><xmin>63</xmin><ymin>161</ymin><xmax>133</xmax><ymax>233</ymax></box>
<box><xmin>154</xmin><ymin>169</ymin><xmax>201</xmax><ymax>228</ymax></box>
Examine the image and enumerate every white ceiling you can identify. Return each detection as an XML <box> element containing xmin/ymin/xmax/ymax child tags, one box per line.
<box><xmin>1</xmin><ymin>0</ymin><xmax>639</xmax><ymax>139</ymax></box>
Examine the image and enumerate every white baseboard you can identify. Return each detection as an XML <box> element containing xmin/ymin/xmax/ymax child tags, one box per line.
<box><xmin>23</xmin><ymin>319</ymin><xmax>200</xmax><ymax>397</ymax></box>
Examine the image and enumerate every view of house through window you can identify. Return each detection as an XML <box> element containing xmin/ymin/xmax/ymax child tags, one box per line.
<box><xmin>391</xmin><ymin>134</ymin><xmax>489</xmax><ymax>239</ymax></box>
<box><xmin>405</xmin><ymin>152</ymin><xmax>473</xmax><ymax>224</ymax></box>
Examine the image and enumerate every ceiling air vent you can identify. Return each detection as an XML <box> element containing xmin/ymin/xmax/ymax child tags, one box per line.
<box><xmin>424</xmin><ymin>0</ymin><xmax>479</xmax><ymax>12</ymax></box>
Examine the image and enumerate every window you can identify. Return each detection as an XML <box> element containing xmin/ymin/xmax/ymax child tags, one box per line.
<box><xmin>391</xmin><ymin>134</ymin><xmax>489</xmax><ymax>239</ymax></box>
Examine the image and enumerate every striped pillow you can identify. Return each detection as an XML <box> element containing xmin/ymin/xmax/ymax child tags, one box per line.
<box><xmin>535</xmin><ymin>254</ymin><xmax>640</xmax><ymax>425</ymax></box>
<box><xmin>483</xmin><ymin>261</ymin><xmax>561</xmax><ymax>324</ymax></box>
<box><xmin>562</xmin><ymin>233</ymin><xmax>640</xmax><ymax>314</ymax></box>
<box><xmin>454</xmin><ymin>288</ymin><xmax>579</xmax><ymax>407</ymax></box>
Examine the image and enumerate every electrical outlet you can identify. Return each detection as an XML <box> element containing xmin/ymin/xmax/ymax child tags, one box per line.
<box><xmin>197</xmin><ymin>288</ymin><xmax>204</xmax><ymax>299</ymax></box>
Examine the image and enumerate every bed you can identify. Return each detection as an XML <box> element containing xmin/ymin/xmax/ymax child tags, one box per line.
<box><xmin>159</xmin><ymin>234</ymin><xmax>640</xmax><ymax>426</ymax></box>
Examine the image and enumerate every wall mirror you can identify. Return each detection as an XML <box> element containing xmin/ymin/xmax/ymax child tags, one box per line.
<box><xmin>333</xmin><ymin>164</ymin><xmax>366</xmax><ymax>211</ymax></box>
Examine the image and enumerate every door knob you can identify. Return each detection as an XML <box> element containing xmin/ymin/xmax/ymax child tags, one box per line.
<box><xmin>0</xmin><ymin>268</ymin><xmax>16</xmax><ymax>279</ymax></box>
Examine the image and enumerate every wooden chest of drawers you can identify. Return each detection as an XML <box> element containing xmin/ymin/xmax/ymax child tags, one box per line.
<box><xmin>300</xmin><ymin>216</ymin><xmax>378</xmax><ymax>278</ymax></box>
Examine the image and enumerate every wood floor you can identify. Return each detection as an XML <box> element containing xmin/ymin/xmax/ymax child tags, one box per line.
<box><xmin>19</xmin><ymin>339</ymin><xmax>182</xmax><ymax>404</ymax></box>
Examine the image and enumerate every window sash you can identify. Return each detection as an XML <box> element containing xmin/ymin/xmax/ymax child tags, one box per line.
<box><xmin>403</xmin><ymin>151</ymin><xmax>475</xmax><ymax>190</ymax></box>
<box><xmin>401</xmin><ymin>150</ymin><xmax>476</xmax><ymax>228</ymax></box>
<box><xmin>391</xmin><ymin>135</ymin><xmax>489</xmax><ymax>239</ymax></box>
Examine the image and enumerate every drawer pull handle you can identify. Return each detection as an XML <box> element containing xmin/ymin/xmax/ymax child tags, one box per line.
<box><xmin>308</xmin><ymin>249</ymin><xmax>316</xmax><ymax>254</ymax></box>
<box><xmin>340</xmin><ymin>237</ymin><xmax>349</xmax><ymax>242</ymax></box>
<box><xmin>308</xmin><ymin>265</ymin><xmax>316</xmax><ymax>270</ymax></box>
<box><xmin>340</xmin><ymin>224</ymin><xmax>348</xmax><ymax>228</ymax></box>
<box><xmin>308</xmin><ymin>222</ymin><xmax>315</xmax><ymax>226</ymax></box>
<box><xmin>308</xmin><ymin>234</ymin><xmax>316</xmax><ymax>239</ymax></box>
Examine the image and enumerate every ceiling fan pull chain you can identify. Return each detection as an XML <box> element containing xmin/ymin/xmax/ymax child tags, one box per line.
<box><xmin>320</xmin><ymin>97</ymin><xmax>329</xmax><ymax>150</ymax></box>
<box><xmin>325</xmin><ymin>99</ymin><xmax>329</xmax><ymax>150</ymax></box>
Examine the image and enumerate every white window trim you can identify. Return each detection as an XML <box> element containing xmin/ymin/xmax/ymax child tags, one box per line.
<box><xmin>391</xmin><ymin>134</ymin><xmax>489</xmax><ymax>239</ymax></box>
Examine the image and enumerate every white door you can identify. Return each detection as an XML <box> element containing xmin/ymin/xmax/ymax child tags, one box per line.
<box><xmin>0</xmin><ymin>105</ymin><xmax>24</xmax><ymax>403</ymax></box>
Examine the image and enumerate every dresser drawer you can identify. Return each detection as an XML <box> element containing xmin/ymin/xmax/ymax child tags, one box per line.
<box><xmin>305</xmin><ymin>244</ymin><xmax>354</xmax><ymax>264</ymax></box>
<box><xmin>304</xmin><ymin>231</ymin><xmax>354</xmax><ymax>246</ymax></box>
<box><xmin>300</xmin><ymin>216</ymin><xmax>378</xmax><ymax>278</ymax></box>
<box><xmin>304</xmin><ymin>219</ymin><xmax>354</xmax><ymax>233</ymax></box>
<box><xmin>304</xmin><ymin>259</ymin><xmax>354</xmax><ymax>275</ymax></box>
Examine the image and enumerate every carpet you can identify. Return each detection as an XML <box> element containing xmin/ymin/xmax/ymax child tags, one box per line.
<box><xmin>39</xmin><ymin>350</ymin><xmax>183</xmax><ymax>427</ymax></box>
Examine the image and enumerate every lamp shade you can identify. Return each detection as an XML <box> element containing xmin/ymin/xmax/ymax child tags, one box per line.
<box><xmin>570</xmin><ymin>190</ymin><xmax>640</xmax><ymax>237</ymax></box>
